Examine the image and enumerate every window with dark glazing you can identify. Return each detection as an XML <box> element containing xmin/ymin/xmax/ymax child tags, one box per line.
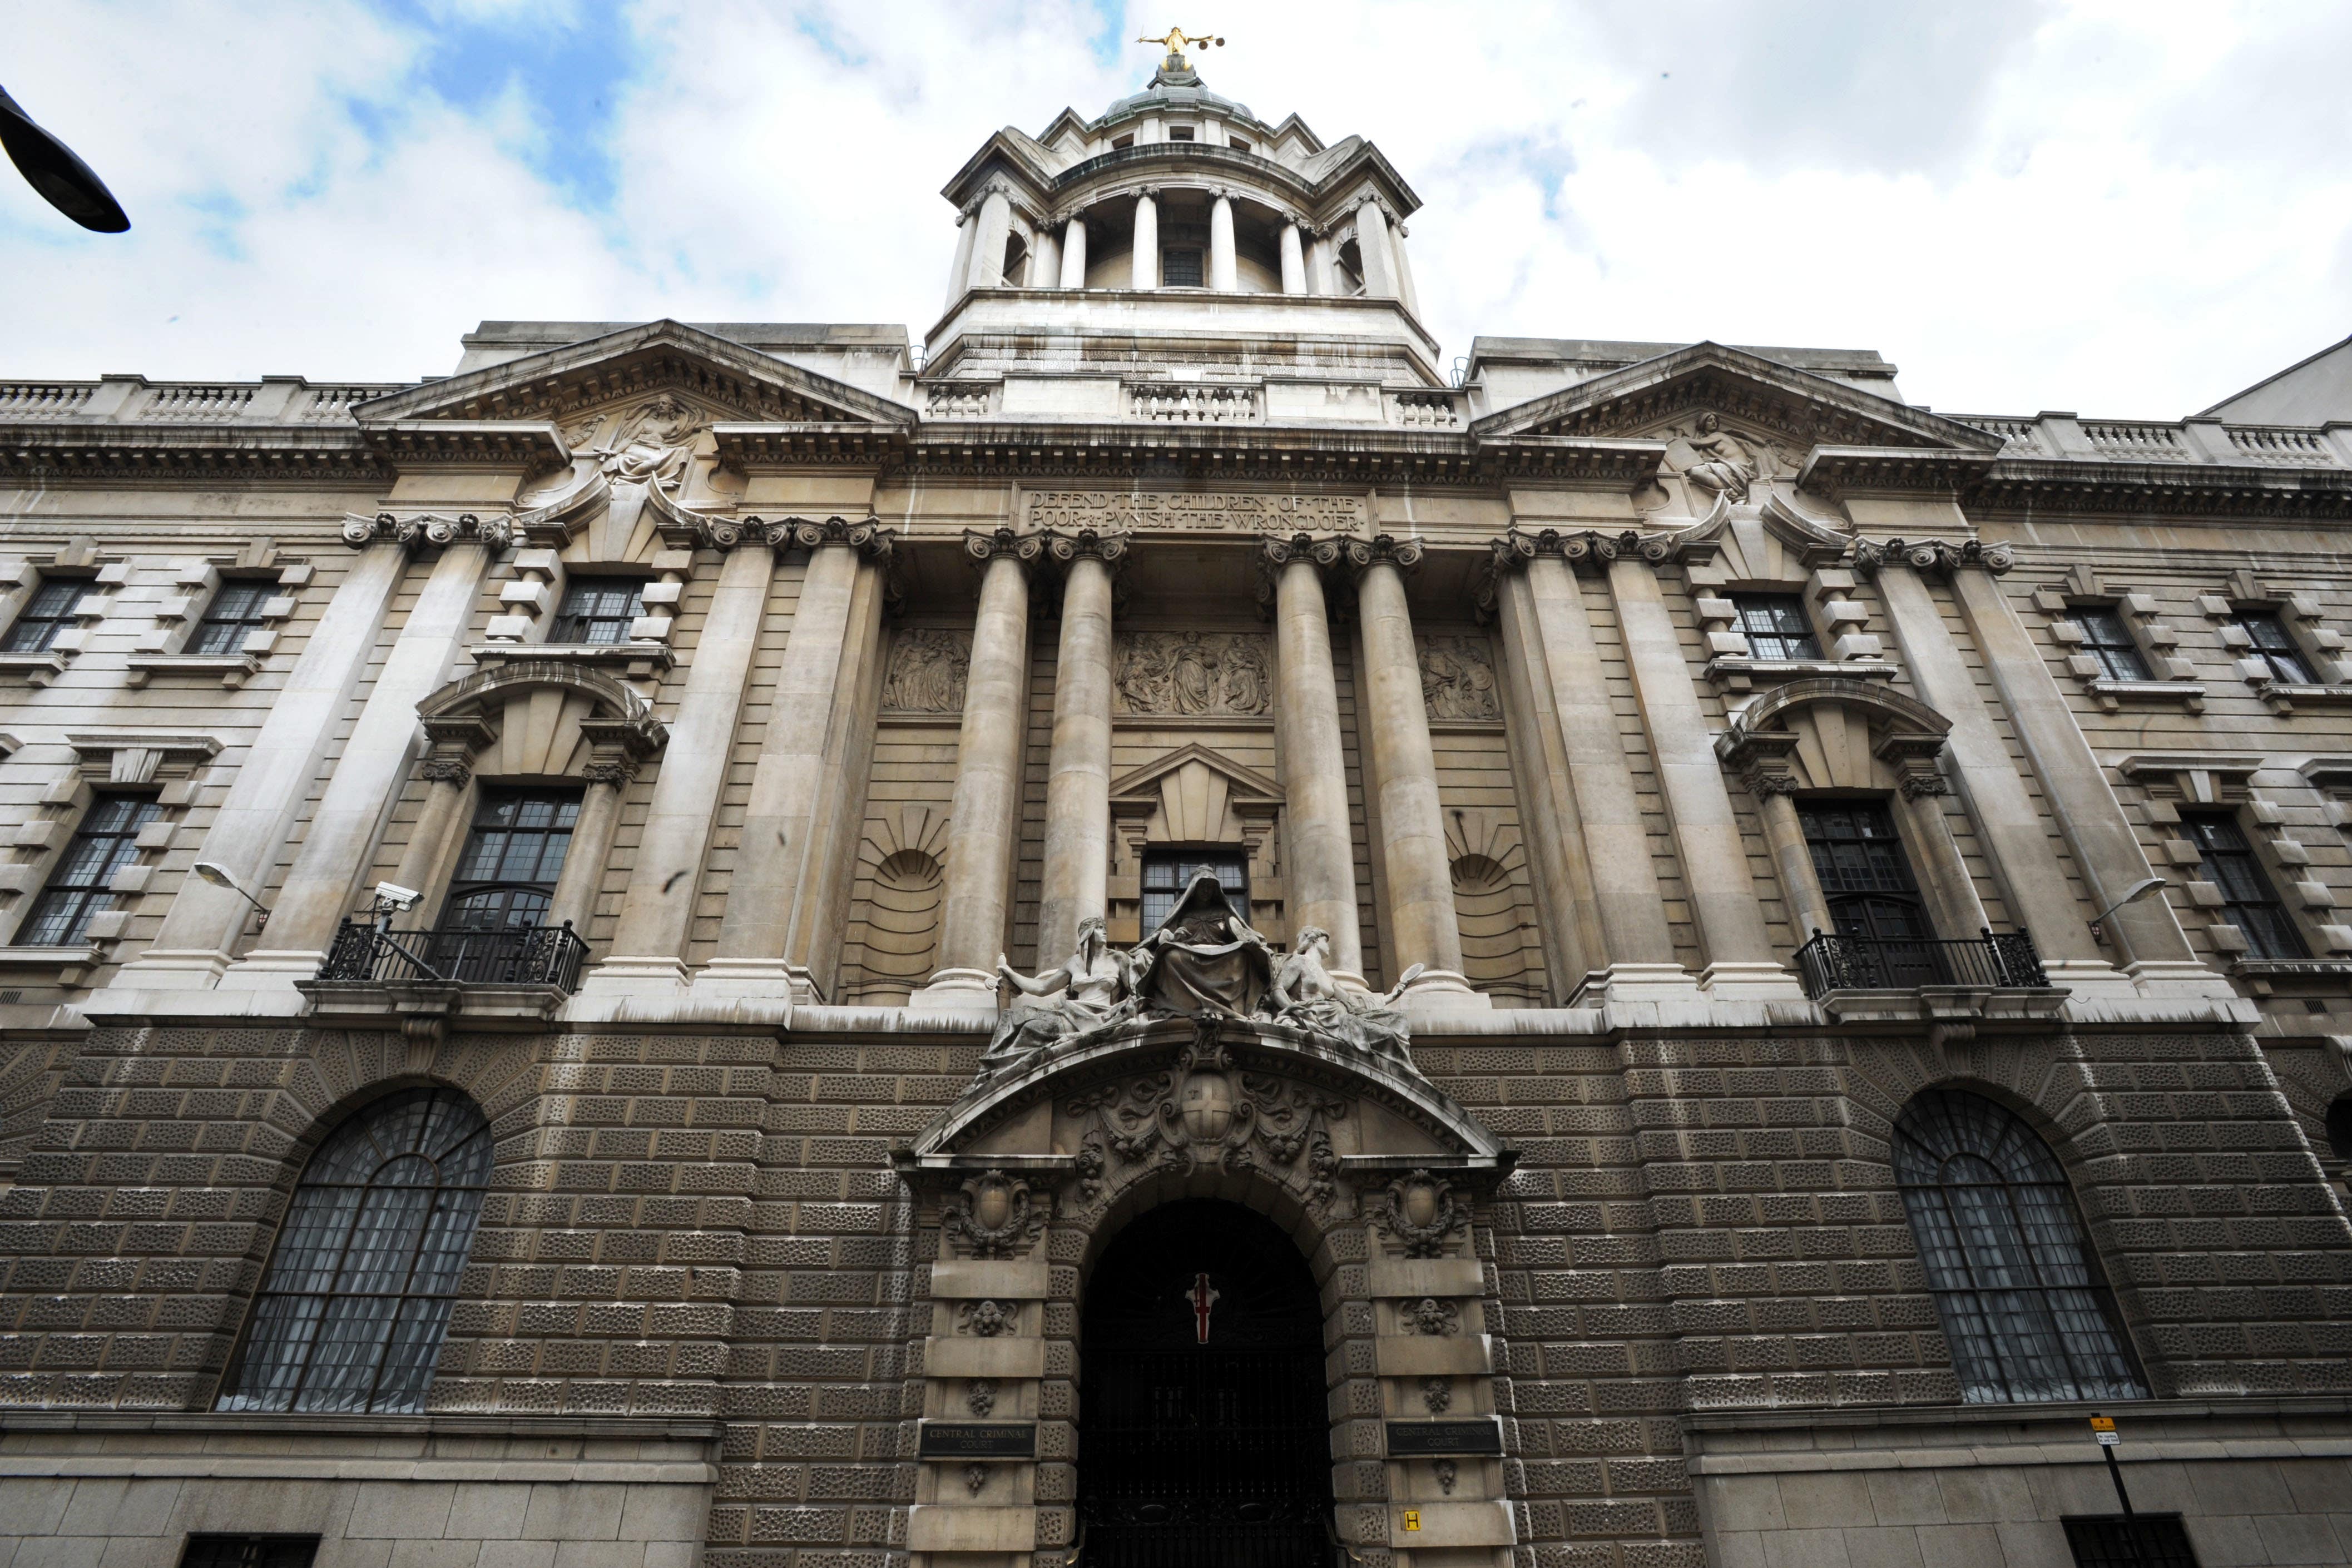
<box><xmin>217</xmin><ymin>1088</ymin><xmax>491</xmax><ymax>1414</ymax></box>
<box><xmin>1141</xmin><ymin>849</ymin><xmax>1247</xmax><ymax>933</ymax></box>
<box><xmin>2068</xmin><ymin>608</ymin><xmax>2151</xmax><ymax>682</ymax></box>
<box><xmin>16</xmin><ymin>795</ymin><xmax>160</xmax><ymax>946</ymax></box>
<box><xmin>1893</xmin><ymin>1089</ymin><xmax>2146</xmax><ymax>1405</ymax></box>
<box><xmin>181</xmin><ymin>1538</ymin><xmax>321</xmax><ymax>1568</ymax></box>
<box><xmin>1161</xmin><ymin>247</ymin><xmax>1204</xmax><ymax>287</ymax></box>
<box><xmin>548</xmin><ymin>578</ymin><xmax>645</xmax><ymax>644</ymax></box>
<box><xmin>444</xmin><ymin>790</ymin><xmax>580</xmax><ymax>930</ymax></box>
<box><xmin>189</xmin><ymin>580</ymin><xmax>275</xmax><ymax>656</ymax></box>
<box><xmin>1799</xmin><ymin>801</ymin><xmax>1929</xmax><ymax>942</ymax></box>
<box><xmin>2234</xmin><ymin>611</ymin><xmax>2315</xmax><ymax>684</ymax></box>
<box><xmin>2</xmin><ymin>577</ymin><xmax>87</xmax><ymax>653</ymax></box>
<box><xmin>1731</xmin><ymin>593</ymin><xmax>1822</xmax><ymax>661</ymax></box>
<box><xmin>2182</xmin><ymin>812</ymin><xmax>2307</xmax><ymax>959</ymax></box>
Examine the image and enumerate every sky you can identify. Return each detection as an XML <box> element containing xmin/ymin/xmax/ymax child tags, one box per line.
<box><xmin>3</xmin><ymin>0</ymin><xmax>2348</xmax><ymax>418</ymax></box>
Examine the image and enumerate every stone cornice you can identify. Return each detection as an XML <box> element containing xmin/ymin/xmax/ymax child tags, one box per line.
<box><xmin>0</xmin><ymin>423</ymin><xmax>387</xmax><ymax>484</ymax></box>
<box><xmin>359</xmin><ymin>419</ymin><xmax>570</xmax><ymax>475</ymax></box>
<box><xmin>1798</xmin><ymin>445</ymin><xmax>1999</xmax><ymax>498</ymax></box>
<box><xmin>1964</xmin><ymin>456</ymin><xmax>2352</xmax><ymax>518</ymax></box>
<box><xmin>711</xmin><ymin>421</ymin><xmax>910</xmax><ymax>471</ymax></box>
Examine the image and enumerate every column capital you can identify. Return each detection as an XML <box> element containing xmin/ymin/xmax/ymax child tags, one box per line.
<box><xmin>964</xmin><ymin>526</ymin><xmax>1048</xmax><ymax>568</ymax></box>
<box><xmin>1717</xmin><ymin>728</ymin><xmax>1803</xmax><ymax>798</ymax></box>
<box><xmin>580</xmin><ymin>714</ymin><xmax>667</xmax><ymax>785</ymax></box>
<box><xmin>1339</xmin><ymin>532</ymin><xmax>1425</xmax><ymax>578</ymax></box>
<box><xmin>342</xmin><ymin>510</ymin><xmax>513</xmax><ymax>553</ymax></box>
<box><xmin>763</xmin><ymin>514</ymin><xmax>897</xmax><ymax>565</ymax></box>
<box><xmin>417</xmin><ymin>713</ymin><xmax>496</xmax><ymax>790</ymax></box>
<box><xmin>1851</xmin><ymin>536</ymin><xmax>2014</xmax><ymax>580</ymax></box>
<box><xmin>1042</xmin><ymin>527</ymin><xmax>1130</xmax><ymax>568</ymax></box>
<box><xmin>1482</xmin><ymin>525</ymin><xmax>1665</xmax><ymax>585</ymax></box>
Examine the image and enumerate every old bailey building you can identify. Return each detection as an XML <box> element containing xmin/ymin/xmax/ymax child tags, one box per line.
<box><xmin>4</xmin><ymin>33</ymin><xmax>2352</xmax><ymax>1568</ymax></box>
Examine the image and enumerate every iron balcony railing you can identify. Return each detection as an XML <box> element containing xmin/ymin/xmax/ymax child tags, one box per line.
<box><xmin>318</xmin><ymin>920</ymin><xmax>589</xmax><ymax>993</ymax></box>
<box><xmin>1794</xmin><ymin>927</ymin><xmax>2047</xmax><ymax>999</ymax></box>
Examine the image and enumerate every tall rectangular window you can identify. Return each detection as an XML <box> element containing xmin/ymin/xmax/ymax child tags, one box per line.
<box><xmin>1161</xmin><ymin>248</ymin><xmax>1204</xmax><ymax>287</ymax></box>
<box><xmin>17</xmin><ymin>795</ymin><xmax>161</xmax><ymax>946</ymax></box>
<box><xmin>2069</xmin><ymin>608</ymin><xmax>2151</xmax><ymax>681</ymax></box>
<box><xmin>1141</xmin><ymin>850</ymin><xmax>1247</xmax><ymax>933</ymax></box>
<box><xmin>2183</xmin><ymin>813</ymin><xmax>2306</xmax><ymax>959</ymax></box>
<box><xmin>3</xmin><ymin>577</ymin><xmax>86</xmax><ymax>652</ymax></box>
<box><xmin>188</xmin><ymin>580</ymin><xmax>274</xmax><ymax>656</ymax></box>
<box><xmin>444</xmin><ymin>789</ymin><xmax>580</xmax><ymax>930</ymax></box>
<box><xmin>548</xmin><ymin>579</ymin><xmax>645</xmax><ymax>644</ymax></box>
<box><xmin>1732</xmin><ymin>594</ymin><xmax>1821</xmax><ymax>661</ymax></box>
<box><xmin>2235</xmin><ymin>611</ymin><xmax>2315</xmax><ymax>683</ymax></box>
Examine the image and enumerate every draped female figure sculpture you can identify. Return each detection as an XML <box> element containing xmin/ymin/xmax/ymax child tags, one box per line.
<box><xmin>980</xmin><ymin>916</ymin><xmax>1143</xmax><ymax>1074</ymax></box>
<box><xmin>1265</xmin><ymin>925</ymin><xmax>1419</xmax><ymax>1066</ymax></box>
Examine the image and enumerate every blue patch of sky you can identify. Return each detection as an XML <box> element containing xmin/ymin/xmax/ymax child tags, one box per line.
<box><xmin>1083</xmin><ymin>0</ymin><xmax>1127</xmax><ymax>68</ymax></box>
<box><xmin>362</xmin><ymin>0</ymin><xmax>638</xmax><ymax>210</ymax></box>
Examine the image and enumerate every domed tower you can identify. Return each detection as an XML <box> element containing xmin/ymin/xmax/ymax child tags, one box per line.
<box><xmin>925</xmin><ymin>35</ymin><xmax>1440</xmax><ymax>398</ymax></box>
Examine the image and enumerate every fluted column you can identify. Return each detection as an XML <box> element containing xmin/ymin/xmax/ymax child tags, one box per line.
<box><xmin>1349</xmin><ymin>535</ymin><xmax>1476</xmax><ymax>1005</ymax></box>
<box><xmin>1059</xmin><ymin>215</ymin><xmax>1088</xmax><ymax>288</ymax></box>
<box><xmin>1354</xmin><ymin>196</ymin><xmax>1395</xmax><ymax>298</ymax></box>
<box><xmin>964</xmin><ymin>186</ymin><xmax>1013</xmax><ymax>292</ymax></box>
<box><xmin>585</xmin><ymin>523</ymin><xmax>779</xmax><ymax>993</ymax></box>
<box><xmin>915</xmin><ymin>530</ymin><xmax>1039</xmax><ymax>1006</ymax></box>
<box><xmin>1037</xmin><ymin>533</ymin><xmax>1124</xmax><ymax>961</ymax></box>
<box><xmin>1264</xmin><ymin>535</ymin><xmax>1362</xmax><ymax>980</ymax></box>
<box><xmin>1130</xmin><ymin>192</ymin><xmax>1158</xmax><ymax>290</ymax></box>
<box><xmin>1209</xmin><ymin>191</ymin><xmax>1237</xmax><ymax>291</ymax></box>
<box><xmin>1279</xmin><ymin>222</ymin><xmax>1307</xmax><ymax>295</ymax></box>
<box><xmin>1607</xmin><ymin>544</ymin><xmax>1799</xmax><ymax>998</ymax></box>
<box><xmin>117</xmin><ymin>534</ymin><xmax>410</xmax><ymax>986</ymax></box>
<box><xmin>707</xmin><ymin>519</ymin><xmax>894</xmax><ymax>1002</ymax></box>
<box><xmin>230</xmin><ymin>521</ymin><xmax>498</xmax><ymax>978</ymax></box>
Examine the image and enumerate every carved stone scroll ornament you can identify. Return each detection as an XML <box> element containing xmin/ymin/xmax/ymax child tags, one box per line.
<box><xmin>1113</xmin><ymin>632</ymin><xmax>1271</xmax><ymax>717</ymax></box>
<box><xmin>883</xmin><ymin>628</ymin><xmax>972</xmax><ymax>713</ymax></box>
<box><xmin>1850</xmin><ymin>537</ymin><xmax>2015</xmax><ymax>580</ymax></box>
<box><xmin>1064</xmin><ymin>1025</ymin><xmax>1348</xmax><ymax>1204</ymax></box>
<box><xmin>1373</xmin><ymin>1169</ymin><xmax>1469</xmax><ymax>1259</ymax></box>
<box><xmin>1418</xmin><ymin>636</ymin><xmax>1500</xmax><ymax>721</ymax></box>
<box><xmin>940</xmin><ymin>1168</ymin><xmax>1048</xmax><ymax>1259</ymax></box>
<box><xmin>342</xmin><ymin>511</ymin><xmax>516</xmax><ymax>551</ymax></box>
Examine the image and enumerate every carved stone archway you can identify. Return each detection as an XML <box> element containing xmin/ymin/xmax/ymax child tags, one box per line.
<box><xmin>896</xmin><ymin>1018</ymin><xmax>1519</xmax><ymax>1566</ymax></box>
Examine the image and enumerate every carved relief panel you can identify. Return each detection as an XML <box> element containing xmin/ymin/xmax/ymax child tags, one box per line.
<box><xmin>1113</xmin><ymin>632</ymin><xmax>1271</xmax><ymax>718</ymax></box>
<box><xmin>883</xmin><ymin>627</ymin><xmax>973</xmax><ymax>714</ymax></box>
<box><xmin>1417</xmin><ymin>635</ymin><xmax>1500</xmax><ymax>722</ymax></box>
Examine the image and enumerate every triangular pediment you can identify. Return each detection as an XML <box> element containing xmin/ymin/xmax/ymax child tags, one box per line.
<box><xmin>1472</xmin><ymin>340</ymin><xmax>1999</xmax><ymax>455</ymax></box>
<box><xmin>355</xmin><ymin>319</ymin><xmax>915</xmax><ymax>430</ymax></box>
<box><xmin>1108</xmin><ymin>743</ymin><xmax>1282</xmax><ymax>803</ymax></box>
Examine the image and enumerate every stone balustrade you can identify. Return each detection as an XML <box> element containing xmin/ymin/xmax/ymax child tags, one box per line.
<box><xmin>1950</xmin><ymin>409</ymin><xmax>2352</xmax><ymax>467</ymax></box>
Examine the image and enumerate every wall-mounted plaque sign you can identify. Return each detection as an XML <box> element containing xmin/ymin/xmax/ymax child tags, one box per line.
<box><xmin>917</xmin><ymin>1421</ymin><xmax>1038</xmax><ymax>1459</ymax></box>
<box><xmin>1385</xmin><ymin>1418</ymin><xmax>1504</xmax><ymax>1456</ymax></box>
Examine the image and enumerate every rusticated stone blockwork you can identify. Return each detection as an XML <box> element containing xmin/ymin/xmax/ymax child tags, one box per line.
<box><xmin>2</xmin><ymin>1021</ymin><xmax>2346</xmax><ymax>1568</ymax></box>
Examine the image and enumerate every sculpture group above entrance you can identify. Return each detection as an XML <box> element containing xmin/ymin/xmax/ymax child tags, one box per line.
<box><xmin>981</xmin><ymin>872</ymin><xmax>1422</xmax><ymax>1078</ymax></box>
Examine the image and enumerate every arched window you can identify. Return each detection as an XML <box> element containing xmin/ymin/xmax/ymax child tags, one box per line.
<box><xmin>219</xmin><ymin>1087</ymin><xmax>491</xmax><ymax>1413</ymax></box>
<box><xmin>1891</xmin><ymin>1089</ymin><xmax>2146</xmax><ymax>1405</ymax></box>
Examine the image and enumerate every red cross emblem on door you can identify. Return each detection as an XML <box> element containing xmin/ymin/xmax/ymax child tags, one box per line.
<box><xmin>1188</xmin><ymin>1272</ymin><xmax>1219</xmax><ymax>1344</ymax></box>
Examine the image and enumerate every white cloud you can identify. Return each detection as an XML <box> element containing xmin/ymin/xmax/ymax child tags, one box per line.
<box><xmin>2</xmin><ymin>0</ymin><xmax>2346</xmax><ymax>415</ymax></box>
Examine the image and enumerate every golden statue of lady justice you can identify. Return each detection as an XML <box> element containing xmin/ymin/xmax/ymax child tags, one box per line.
<box><xmin>1140</xmin><ymin>27</ymin><xmax>1224</xmax><ymax>62</ymax></box>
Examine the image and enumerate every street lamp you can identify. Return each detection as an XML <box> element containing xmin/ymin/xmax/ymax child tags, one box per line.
<box><xmin>191</xmin><ymin>861</ymin><xmax>269</xmax><ymax>930</ymax></box>
<box><xmin>0</xmin><ymin>82</ymin><xmax>129</xmax><ymax>232</ymax></box>
<box><xmin>2087</xmin><ymin>875</ymin><xmax>2166</xmax><ymax>946</ymax></box>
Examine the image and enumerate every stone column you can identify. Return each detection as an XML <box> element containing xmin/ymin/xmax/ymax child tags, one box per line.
<box><xmin>1943</xmin><ymin>559</ymin><xmax>2212</xmax><ymax>989</ymax></box>
<box><xmin>1036</xmin><ymin>532</ymin><xmax>1123</xmax><ymax>963</ymax></box>
<box><xmin>546</xmin><ymin>720</ymin><xmax>663</xmax><ymax>934</ymax></box>
<box><xmin>1865</xmin><ymin>548</ymin><xmax>2121</xmax><ymax>990</ymax></box>
<box><xmin>1279</xmin><ymin>222</ymin><xmax>1308</xmax><ymax>295</ymax></box>
<box><xmin>1391</xmin><ymin>221</ymin><xmax>1423</xmax><ymax>318</ymax></box>
<box><xmin>1607</xmin><ymin>549</ymin><xmax>1798</xmax><ymax>998</ymax></box>
<box><xmin>707</xmin><ymin>519</ymin><xmax>894</xmax><ymax>1002</ymax></box>
<box><xmin>1209</xmin><ymin>191</ymin><xmax>1237</xmax><ymax>291</ymax></box>
<box><xmin>915</xmin><ymin>531</ymin><xmax>1039</xmax><ymax>1006</ymax></box>
<box><xmin>1751</xmin><ymin>789</ymin><xmax>1835</xmax><ymax>944</ymax></box>
<box><xmin>1265</xmin><ymin>535</ymin><xmax>1363</xmax><ymax>980</ymax></box>
<box><xmin>586</xmin><ymin>524</ymin><xmax>779</xmax><ymax>993</ymax></box>
<box><xmin>1487</xmin><ymin>536</ymin><xmax>1683</xmax><ymax>996</ymax></box>
<box><xmin>1354</xmin><ymin>197</ymin><xmax>1395</xmax><ymax>298</ymax></box>
<box><xmin>115</xmin><ymin>534</ymin><xmax>410</xmax><ymax>987</ymax></box>
<box><xmin>1484</xmin><ymin>559</ymin><xmax>1600</xmax><ymax>991</ymax></box>
<box><xmin>1130</xmin><ymin>192</ymin><xmax>1158</xmax><ymax>290</ymax></box>
<box><xmin>1059</xmin><ymin>215</ymin><xmax>1088</xmax><ymax>288</ymax></box>
<box><xmin>1026</xmin><ymin>226</ymin><xmax>1059</xmax><ymax>288</ymax></box>
<box><xmin>227</xmin><ymin>526</ymin><xmax>498</xmax><ymax>980</ymax></box>
<box><xmin>1897</xmin><ymin>779</ymin><xmax>1993</xmax><ymax>943</ymax></box>
<box><xmin>389</xmin><ymin>716</ymin><xmax>496</xmax><ymax>912</ymax></box>
<box><xmin>945</xmin><ymin>209</ymin><xmax>977</xmax><ymax>311</ymax></box>
<box><xmin>1349</xmin><ymin>535</ymin><xmax>1475</xmax><ymax>1005</ymax></box>
<box><xmin>964</xmin><ymin>186</ymin><xmax>1013</xmax><ymax>292</ymax></box>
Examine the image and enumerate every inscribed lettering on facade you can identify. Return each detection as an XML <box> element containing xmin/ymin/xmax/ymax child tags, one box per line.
<box><xmin>1026</xmin><ymin>492</ymin><xmax>1366</xmax><ymax>533</ymax></box>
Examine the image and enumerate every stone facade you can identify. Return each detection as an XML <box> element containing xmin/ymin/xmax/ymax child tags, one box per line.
<box><xmin>4</xmin><ymin>42</ymin><xmax>2352</xmax><ymax>1568</ymax></box>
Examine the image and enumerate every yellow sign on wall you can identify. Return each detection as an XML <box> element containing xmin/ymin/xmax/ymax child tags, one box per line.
<box><xmin>1402</xmin><ymin>1511</ymin><xmax>1421</xmax><ymax>1531</ymax></box>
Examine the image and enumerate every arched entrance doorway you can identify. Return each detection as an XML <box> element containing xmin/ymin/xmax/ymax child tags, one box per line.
<box><xmin>1079</xmin><ymin>1199</ymin><xmax>1335</xmax><ymax>1567</ymax></box>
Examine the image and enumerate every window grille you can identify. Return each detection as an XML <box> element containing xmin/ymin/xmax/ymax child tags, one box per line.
<box><xmin>1141</xmin><ymin>849</ymin><xmax>1247</xmax><ymax>933</ymax></box>
<box><xmin>1162</xmin><ymin>248</ymin><xmax>1204</xmax><ymax>287</ymax></box>
<box><xmin>17</xmin><ymin>795</ymin><xmax>160</xmax><ymax>946</ymax></box>
<box><xmin>1732</xmin><ymin>594</ymin><xmax>1821</xmax><ymax>661</ymax></box>
<box><xmin>445</xmin><ymin>790</ymin><xmax>580</xmax><ymax>930</ymax></box>
<box><xmin>3</xmin><ymin>576</ymin><xmax>87</xmax><ymax>652</ymax></box>
<box><xmin>2234</xmin><ymin>611</ymin><xmax>2315</xmax><ymax>683</ymax></box>
<box><xmin>2182</xmin><ymin>812</ymin><xmax>2306</xmax><ymax>959</ymax></box>
<box><xmin>217</xmin><ymin>1087</ymin><xmax>491</xmax><ymax>1413</ymax></box>
<box><xmin>1799</xmin><ymin>802</ymin><xmax>1929</xmax><ymax>941</ymax></box>
<box><xmin>188</xmin><ymin>580</ymin><xmax>275</xmax><ymax>656</ymax></box>
<box><xmin>2069</xmin><ymin>608</ymin><xmax>2151</xmax><ymax>682</ymax></box>
<box><xmin>548</xmin><ymin>579</ymin><xmax>645</xmax><ymax>644</ymax></box>
<box><xmin>1891</xmin><ymin>1089</ymin><xmax>2146</xmax><ymax>1405</ymax></box>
